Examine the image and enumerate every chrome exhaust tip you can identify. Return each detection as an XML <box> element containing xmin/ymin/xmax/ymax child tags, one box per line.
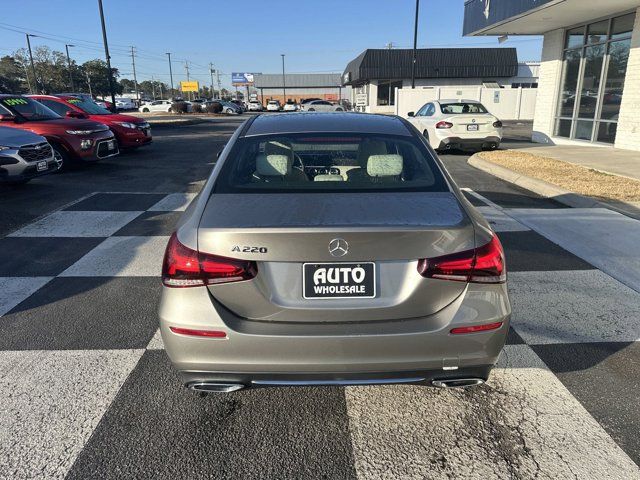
<box><xmin>187</xmin><ymin>382</ymin><xmax>245</xmax><ymax>393</ymax></box>
<box><xmin>431</xmin><ymin>378</ymin><xmax>485</xmax><ymax>388</ymax></box>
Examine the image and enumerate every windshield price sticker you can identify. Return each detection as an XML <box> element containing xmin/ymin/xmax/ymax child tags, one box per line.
<box><xmin>2</xmin><ymin>98</ymin><xmax>28</xmax><ymax>106</ymax></box>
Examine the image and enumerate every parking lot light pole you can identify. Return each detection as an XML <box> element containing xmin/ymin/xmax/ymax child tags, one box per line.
<box><xmin>411</xmin><ymin>0</ymin><xmax>420</xmax><ymax>89</ymax></box>
<box><xmin>281</xmin><ymin>54</ymin><xmax>286</xmax><ymax>102</ymax></box>
<box><xmin>97</xmin><ymin>0</ymin><xmax>117</xmax><ymax>111</ymax></box>
<box><xmin>65</xmin><ymin>44</ymin><xmax>75</xmax><ymax>92</ymax></box>
<box><xmin>25</xmin><ymin>34</ymin><xmax>39</xmax><ymax>94</ymax></box>
<box><xmin>165</xmin><ymin>52</ymin><xmax>174</xmax><ymax>98</ymax></box>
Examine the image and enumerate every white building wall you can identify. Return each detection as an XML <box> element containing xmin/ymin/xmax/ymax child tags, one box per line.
<box><xmin>615</xmin><ymin>7</ymin><xmax>640</xmax><ymax>151</ymax></box>
<box><xmin>532</xmin><ymin>29</ymin><xmax>565</xmax><ymax>144</ymax></box>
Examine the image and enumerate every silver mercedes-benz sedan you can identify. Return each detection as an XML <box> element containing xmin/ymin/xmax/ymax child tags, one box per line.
<box><xmin>159</xmin><ymin>112</ymin><xmax>510</xmax><ymax>393</ymax></box>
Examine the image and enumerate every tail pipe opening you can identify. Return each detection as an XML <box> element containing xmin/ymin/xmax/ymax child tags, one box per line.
<box><xmin>187</xmin><ymin>382</ymin><xmax>245</xmax><ymax>393</ymax></box>
<box><xmin>431</xmin><ymin>378</ymin><xmax>485</xmax><ymax>388</ymax></box>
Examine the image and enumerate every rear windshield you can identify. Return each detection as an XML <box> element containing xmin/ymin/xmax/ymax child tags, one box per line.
<box><xmin>440</xmin><ymin>102</ymin><xmax>488</xmax><ymax>114</ymax></box>
<box><xmin>214</xmin><ymin>133</ymin><xmax>449</xmax><ymax>193</ymax></box>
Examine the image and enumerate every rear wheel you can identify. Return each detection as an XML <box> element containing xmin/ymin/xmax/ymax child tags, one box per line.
<box><xmin>225</xmin><ymin>108</ymin><xmax>233</xmax><ymax>114</ymax></box>
<box><xmin>142</xmin><ymin>107</ymin><xmax>150</xmax><ymax>112</ymax></box>
<box><xmin>336</xmin><ymin>107</ymin><xmax>343</xmax><ymax>111</ymax></box>
<box><xmin>308</xmin><ymin>108</ymin><xmax>315</xmax><ymax>112</ymax></box>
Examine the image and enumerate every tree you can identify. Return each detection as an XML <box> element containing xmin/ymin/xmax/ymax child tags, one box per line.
<box><xmin>13</xmin><ymin>46</ymin><xmax>72</xmax><ymax>93</ymax></box>
<box><xmin>81</xmin><ymin>59</ymin><xmax>122</xmax><ymax>97</ymax></box>
<box><xmin>138</xmin><ymin>80</ymin><xmax>168</xmax><ymax>99</ymax></box>
<box><xmin>119</xmin><ymin>78</ymin><xmax>136</xmax><ymax>94</ymax></box>
<box><xmin>0</xmin><ymin>55</ymin><xmax>26</xmax><ymax>93</ymax></box>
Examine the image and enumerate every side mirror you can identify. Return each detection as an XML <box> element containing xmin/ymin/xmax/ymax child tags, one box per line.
<box><xmin>0</xmin><ymin>114</ymin><xmax>15</xmax><ymax>122</ymax></box>
<box><xmin>66</xmin><ymin>110</ymin><xmax>88</xmax><ymax>119</ymax></box>
<box><xmin>407</xmin><ymin>112</ymin><xmax>415</xmax><ymax>117</ymax></box>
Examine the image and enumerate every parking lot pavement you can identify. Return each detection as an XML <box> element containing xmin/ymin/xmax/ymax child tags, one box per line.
<box><xmin>1</xmin><ymin>126</ymin><xmax>640</xmax><ymax>479</ymax></box>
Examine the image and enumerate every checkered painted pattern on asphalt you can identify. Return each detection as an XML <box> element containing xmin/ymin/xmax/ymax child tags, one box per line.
<box><xmin>1</xmin><ymin>190</ymin><xmax>639</xmax><ymax>479</ymax></box>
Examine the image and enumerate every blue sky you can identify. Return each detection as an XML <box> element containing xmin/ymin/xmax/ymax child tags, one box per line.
<box><xmin>0</xmin><ymin>0</ymin><xmax>542</xmax><ymax>89</ymax></box>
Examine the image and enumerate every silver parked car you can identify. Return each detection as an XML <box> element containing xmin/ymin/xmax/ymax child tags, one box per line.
<box><xmin>160</xmin><ymin>113</ymin><xmax>510</xmax><ymax>393</ymax></box>
<box><xmin>0</xmin><ymin>126</ymin><xmax>58</xmax><ymax>184</ymax></box>
<box><xmin>299</xmin><ymin>99</ymin><xmax>344</xmax><ymax>112</ymax></box>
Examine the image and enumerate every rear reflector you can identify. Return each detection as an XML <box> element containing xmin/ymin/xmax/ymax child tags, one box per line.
<box><xmin>450</xmin><ymin>322</ymin><xmax>503</xmax><ymax>335</ymax></box>
<box><xmin>162</xmin><ymin>232</ymin><xmax>257</xmax><ymax>288</ymax></box>
<box><xmin>169</xmin><ymin>326</ymin><xmax>227</xmax><ymax>338</ymax></box>
<box><xmin>418</xmin><ymin>235</ymin><xmax>506</xmax><ymax>284</ymax></box>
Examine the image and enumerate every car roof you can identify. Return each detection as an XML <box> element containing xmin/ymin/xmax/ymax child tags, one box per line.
<box><xmin>437</xmin><ymin>99</ymin><xmax>483</xmax><ymax>104</ymax></box>
<box><xmin>244</xmin><ymin>112</ymin><xmax>412</xmax><ymax>137</ymax></box>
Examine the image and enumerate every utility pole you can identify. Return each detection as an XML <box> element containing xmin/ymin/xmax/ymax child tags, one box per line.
<box><xmin>216</xmin><ymin>70</ymin><xmax>221</xmax><ymax>99</ymax></box>
<box><xmin>97</xmin><ymin>0</ymin><xmax>117</xmax><ymax>111</ymax></box>
<box><xmin>184</xmin><ymin>61</ymin><xmax>190</xmax><ymax>100</ymax></box>
<box><xmin>165</xmin><ymin>52</ymin><xmax>174</xmax><ymax>98</ymax></box>
<box><xmin>86</xmin><ymin>72</ymin><xmax>93</xmax><ymax>97</ymax></box>
<box><xmin>65</xmin><ymin>44</ymin><xmax>75</xmax><ymax>91</ymax></box>
<box><xmin>130</xmin><ymin>46</ymin><xmax>140</xmax><ymax>103</ymax></box>
<box><xmin>281</xmin><ymin>54</ymin><xmax>286</xmax><ymax>102</ymax></box>
<box><xmin>209</xmin><ymin>63</ymin><xmax>215</xmax><ymax>99</ymax></box>
<box><xmin>25</xmin><ymin>34</ymin><xmax>39</xmax><ymax>94</ymax></box>
<box><xmin>411</xmin><ymin>0</ymin><xmax>420</xmax><ymax>89</ymax></box>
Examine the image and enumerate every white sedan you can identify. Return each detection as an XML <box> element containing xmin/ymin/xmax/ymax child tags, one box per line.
<box><xmin>407</xmin><ymin>100</ymin><xmax>502</xmax><ymax>152</ymax></box>
<box><xmin>139</xmin><ymin>100</ymin><xmax>173</xmax><ymax>113</ymax></box>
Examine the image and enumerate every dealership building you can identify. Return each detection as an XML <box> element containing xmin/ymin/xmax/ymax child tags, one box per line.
<box><xmin>252</xmin><ymin>73</ymin><xmax>350</xmax><ymax>105</ymax></box>
<box><xmin>341</xmin><ymin>48</ymin><xmax>539</xmax><ymax>114</ymax></box>
<box><xmin>464</xmin><ymin>0</ymin><xmax>640</xmax><ymax>150</ymax></box>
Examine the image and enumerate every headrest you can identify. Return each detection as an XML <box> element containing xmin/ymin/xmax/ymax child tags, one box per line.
<box><xmin>256</xmin><ymin>154</ymin><xmax>292</xmax><ymax>176</ymax></box>
<box><xmin>314</xmin><ymin>174</ymin><xmax>344</xmax><ymax>182</ymax></box>
<box><xmin>367</xmin><ymin>154</ymin><xmax>403</xmax><ymax>177</ymax></box>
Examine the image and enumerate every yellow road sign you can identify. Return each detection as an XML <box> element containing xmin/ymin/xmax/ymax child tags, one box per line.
<box><xmin>180</xmin><ymin>81</ymin><xmax>199</xmax><ymax>92</ymax></box>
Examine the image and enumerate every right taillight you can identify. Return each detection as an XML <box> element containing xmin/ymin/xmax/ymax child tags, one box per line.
<box><xmin>162</xmin><ymin>232</ymin><xmax>257</xmax><ymax>288</ymax></box>
<box><xmin>417</xmin><ymin>235</ymin><xmax>506</xmax><ymax>284</ymax></box>
<box><xmin>435</xmin><ymin>121</ymin><xmax>453</xmax><ymax>129</ymax></box>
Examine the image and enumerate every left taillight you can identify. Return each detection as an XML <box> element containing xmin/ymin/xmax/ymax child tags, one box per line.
<box><xmin>162</xmin><ymin>232</ymin><xmax>257</xmax><ymax>288</ymax></box>
<box><xmin>417</xmin><ymin>235</ymin><xmax>506</xmax><ymax>284</ymax></box>
<box><xmin>493</xmin><ymin>120</ymin><xmax>503</xmax><ymax>128</ymax></box>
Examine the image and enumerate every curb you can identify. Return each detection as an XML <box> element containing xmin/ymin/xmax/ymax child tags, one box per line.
<box><xmin>146</xmin><ymin>118</ymin><xmax>208</xmax><ymax>128</ymax></box>
<box><xmin>467</xmin><ymin>154</ymin><xmax>640</xmax><ymax>220</ymax></box>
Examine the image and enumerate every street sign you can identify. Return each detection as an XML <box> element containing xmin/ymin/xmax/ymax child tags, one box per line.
<box><xmin>355</xmin><ymin>93</ymin><xmax>367</xmax><ymax>106</ymax></box>
<box><xmin>232</xmin><ymin>73</ymin><xmax>254</xmax><ymax>86</ymax></box>
<box><xmin>180</xmin><ymin>81</ymin><xmax>199</xmax><ymax>92</ymax></box>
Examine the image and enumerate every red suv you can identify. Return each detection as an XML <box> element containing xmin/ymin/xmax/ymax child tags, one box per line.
<box><xmin>0</xmin><ymin>95</ymin><xmax>118</xmax><ymax>169</ymax></box>
<box><xmin>31</xmin><ymin>94</ymin><xmax>152</xmax><ymax>150</ymax></box>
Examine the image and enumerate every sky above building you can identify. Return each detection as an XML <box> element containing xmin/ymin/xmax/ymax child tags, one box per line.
<box><xmin>0</xmin><ymin>0</ymin><xmax>543</xmax><ymax>89</ymax></box>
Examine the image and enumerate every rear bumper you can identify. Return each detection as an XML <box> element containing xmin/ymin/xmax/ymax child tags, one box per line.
<box><xmin>159</xmin><ymin>282</ymin><xmax>511</xmax><ymax>385</ymax></box>
<box><xmin>437</xmin><ymin>135</ymin><xmax>501</xmax><ymax>150</ymax></box>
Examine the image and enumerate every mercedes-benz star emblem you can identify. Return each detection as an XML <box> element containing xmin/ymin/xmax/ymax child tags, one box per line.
<box><xmin>328</xmin><ymin>238</ymin><xmax>349</xmax><ymax>257</ymax></box>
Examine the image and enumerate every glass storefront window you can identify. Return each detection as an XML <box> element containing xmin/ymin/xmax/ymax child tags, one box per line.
<box><xmin>587</xmin><ymin>20</ymin><xmax>609</xmax><ymax>44</ymax></box>
<box><xmin>565</xmin><ymin>26</ymin><xmax>585</xmax><ymax>49</ymax></box>
<box><xmin>555</xmin><ymin>119</ymin><xmax>572</xmax><ymax>138</ymax></box>
<box><xmin>577</xmin><ymin>44</ymin><xmax>605</xmax><ymax>118</ymax></box>
<box><xmin>555</xmin><ymin>12</ymin><xmax>635</xmax><ymax>144</ymax></box>
<box><xmin>601</xmin><ymin>39</ymin><xmax>631</xmax><ymax>120</ymax></box>
<box><xmin>611</xmin><ymin>13</ymin><xmax>636</xmax><ymax>40</ymax></box>
<box><xmin>597</xmin><ymin>122</ymin><xmax>617</xmax><ymax>144</ymax></box>
<box><xmin>574</xmin><ymin>120</ymin><xmax>594</xmax><ymax>140</ymax></box>
<box><xmin>558</xmin><ymin>50</ymin><xmax>581</xmax><ymax>117</ymax></box>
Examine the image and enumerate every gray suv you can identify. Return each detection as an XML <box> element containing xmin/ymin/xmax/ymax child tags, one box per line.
<box><xmin>0</xmin><ymin>126</ymin><xmax>58</xmax><ymax>184</ymax></box>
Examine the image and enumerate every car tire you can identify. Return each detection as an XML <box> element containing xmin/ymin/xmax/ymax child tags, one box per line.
<box><xmin>142</xmin><ymin>108</ymin><xmax>150</xmax><ymax>112</ymax></box>
<box><xmin>225</xmin><ymin>108</ymin><xmax>233</xmax><ymax>114</ymax></box>
<box><xmin>51</xmin><ymin>144</ymin><xmax>70</xmax><ymax>172</ymax></box>
<box><xmin>308</xmin><ymin>108</ymin><xmax>315</xmax><ymax>112</ymax></box>
<box><xmin>336</xmin><ymin>107</ymin><xmax>343</xmax><ymax>111</ymax></box>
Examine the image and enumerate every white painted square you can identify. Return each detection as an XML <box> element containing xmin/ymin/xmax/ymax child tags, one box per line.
<box><xmin>0</xmin><ymin>277</ymin><xmax>52</xmax><ymax>317</ymax></box>
<box><xmin>509</xmin><ymin>270</ymin><xmax>640</xmax><ymax>344</ymax></box>
<box><xmin>9</xmin><ymin>211</ymin><xmax>143</xmax><ymax>238</ymax></box>
<box><xmin>60</xmin><ymin>236</ymin><xmax>170</xmax><ymax>277</ymax></box>
<box><xmin>507</xmin><ymin>208</ymin><xmax>640</xmax><ymax>293</ymax></box>
<box><xmin>0</xmin><ymin>349</ymin><xmax>143</xmax><ymax>479</ymax></box>
<box><xmin>148</xmin><ymin>193</ymin><xmax>196</xmax><ymax>212</ymax></box>
<box><xmin>476</xmin><ymin>206</ymin><xmax>530</xmax><ymax>232</ymax></box>
<box><xmin>345</xmin><ymin>345</ymin><xmax>640</xmax><ymax>480</ymax></box>
<box><xmin>146</xmin><ymin>328</ymin><xmax>164</xmax><ymax>350</ymax></box>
